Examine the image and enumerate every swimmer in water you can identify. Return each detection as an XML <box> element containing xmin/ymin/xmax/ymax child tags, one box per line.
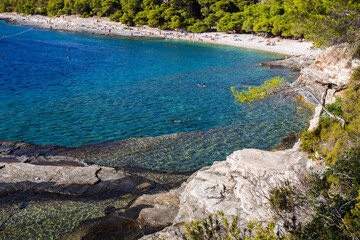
<box><xmin>171</xmin><ymin>120</ymin><xmax>183</xmax><ymax>123</ymax></box>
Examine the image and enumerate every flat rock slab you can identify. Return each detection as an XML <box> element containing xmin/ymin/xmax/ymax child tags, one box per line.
<box><xmin>0</xmin><ymin>163</ymin><xmax>154</xmax><ymax>197</ymax></box>
<box><xmin>0</xmin><ymin>163</ymin><xmax>100</xmax><ymax>185</ymax></box>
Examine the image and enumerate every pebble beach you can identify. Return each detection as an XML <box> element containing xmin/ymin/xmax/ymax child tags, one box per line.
<box><xmin>0</xmin><ymin>12</ymin><xmax>322</xmax><ymax>56</ymax></box>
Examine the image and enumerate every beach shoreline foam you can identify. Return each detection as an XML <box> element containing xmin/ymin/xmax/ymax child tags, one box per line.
<box><xmin>0</xmin><ymin>12</ymin><xmax>322</xmax><ymax>56</ymax></box>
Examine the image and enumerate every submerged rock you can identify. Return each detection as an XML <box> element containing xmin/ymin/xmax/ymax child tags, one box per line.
<box><xmin>268</xmin><ymin>134</ymin><xmax>298</xmax><ymax>151</ymax></box>
<box><xmin>59</xmin><ymin>188</ymin><xmax>184</xmax><ymax>239</ymax></box>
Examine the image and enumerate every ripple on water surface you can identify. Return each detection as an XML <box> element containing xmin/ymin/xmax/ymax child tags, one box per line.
<box><xmin>0</xmin><ymin>21</ymin><xmax>304</xmax><ymax>157</ymax></box>
<box><xmin>63</xmin><ymin>96</ymin><xmax>313</xmax><ymax>172</ymax></box>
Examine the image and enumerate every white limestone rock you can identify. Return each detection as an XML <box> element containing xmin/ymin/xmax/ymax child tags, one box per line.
<box><xmin>173</xmin><ymin>148</ymin><xmax>311</xmax><ymax>225</ymax></box>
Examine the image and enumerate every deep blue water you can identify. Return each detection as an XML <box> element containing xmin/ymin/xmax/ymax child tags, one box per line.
<box><xmin>0</xmin><ymin>21</ymin><xmax>310</xmax><ymax>166</ymax></box>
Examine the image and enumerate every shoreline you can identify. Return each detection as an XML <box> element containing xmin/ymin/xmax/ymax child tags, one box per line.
<box><xmin>0</xmin><ymin>12</ymin><xmax>323</xmax><ymax>56</ymax></box>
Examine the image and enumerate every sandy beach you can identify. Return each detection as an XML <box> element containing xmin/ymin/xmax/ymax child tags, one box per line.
<box><xmin>0</xmin><ymin>12</ymin><xmax>322</xmax><ymax>56</ymax></box>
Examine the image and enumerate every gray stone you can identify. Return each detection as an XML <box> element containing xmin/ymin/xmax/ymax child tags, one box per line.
<box><xmin>140</xmin><ymin>226</ymin><xmax>184</xmax><ymax>240</ymax></box>
<box><xmin>294</xmin><ymin>44</ymin><xmax>360</xmax><ymax>102</ymax></box>
<box><xmin>0</xmin><ymin>163</ymin><xmax>155</xmax><ymax>196</ymax></box>
<box><xmin>260</xmin><ymin>55</ymin><xmax>317</xmax><ymax>71</ymax></box>
<box><xmin>173</xmin><ymin>148</ymin><xmax>312</xmax><ymax>225</ymax></box>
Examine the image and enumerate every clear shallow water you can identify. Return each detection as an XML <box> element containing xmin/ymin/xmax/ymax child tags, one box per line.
<box><xmin>0</xmin><ymin>194</ymin><xmax>134</xmax><ymax>240</ymax></box>
<box><xmin>63</xmin><ymin>97</ymin><xmax>312</xmax><ymax>172</ymax></box>
<box><xmin>0</xmin><ymin>21</ymin><xmax>304</xmax><ymax>150</ymax></box>
<box><xmin>0</xmin><ymin>21</ymin><xmax>313</xmax><ymax>239</ymax></box>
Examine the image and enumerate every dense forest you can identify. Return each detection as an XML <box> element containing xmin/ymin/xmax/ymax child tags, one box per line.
<box><xmin>1</xmin><ymin>0</ymin><xmax>359</xmax><ymax>47</ymax></box>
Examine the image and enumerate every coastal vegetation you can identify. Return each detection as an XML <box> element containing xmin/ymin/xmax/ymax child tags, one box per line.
<box><xmin>1</xmin><ymin>0</ymin><xmax>359</xmax><ymax>48</ymax></box>
<box><xmin>300</xmin><ymin>68</ymin><xmax>360</xmax><ymax>164</ymax></box>
<box><xmin>184</xmin><ymin>211</ymin><xmax>289</xmax><ymax>239</ymax></box>
<box><xmin>231</xmin><ymin>76</ymin><xmax>284</xmax><ymax>103</ymax></box>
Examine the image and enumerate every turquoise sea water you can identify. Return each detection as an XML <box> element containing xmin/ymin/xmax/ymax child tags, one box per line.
<box><xmin>0</xmin><ymin>20</ymin><xmax>314</xmax><ymax>240</ymax></box>
<box><xmin>0</xmin><ymin>21</ymin><xmax>311</xmax><ymax>171</ymax></box>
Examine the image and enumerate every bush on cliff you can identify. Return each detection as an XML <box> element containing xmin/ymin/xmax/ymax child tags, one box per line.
<box><xmin>184</xmin><ymin>211</ymin><xmax>291</xmax><ymax>240</ymax></box>
<box><xmin>269</xmin><ymin>146</ymin><xmax>360</xmax><ymax>240</ymax></box>
<box><xmin>300</xmin><ymin>68</ymin><xmax>360</xmax><ymax>164</ymax></box>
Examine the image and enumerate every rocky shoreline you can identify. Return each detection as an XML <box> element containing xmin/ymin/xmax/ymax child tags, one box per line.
<box><xmin>58</xmin><ymin>44</ymin><xmax>360</xmax><ymax>239</ymax></box>
<box><xmin>0</xmin><ymin>139</ymin><xmax>191</xmax><ymax>197</ymax></box>
<box><xmin>1</xmin><ymin>14</ymin><xmax>359</xmax><ymax>239</ymax></box>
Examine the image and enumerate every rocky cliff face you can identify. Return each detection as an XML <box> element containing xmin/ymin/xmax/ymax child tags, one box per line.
<box><xmin>295</xmin><ymin>44</ymin><xmax>360</xmax><ymax>101</ymax></box>
<box><xmin>294</xmin><ymin>45</ymin><xmax>360</xmax><ymax>130</ymax></box>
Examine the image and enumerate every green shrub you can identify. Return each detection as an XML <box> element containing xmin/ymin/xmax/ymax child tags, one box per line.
<box><xmin>187</xmin><ymin>20</ymin><xmax>210</xmax><ymax>33</ymax></box>
<box><xmin>184</xmin><ymin>211</ymin><xmax>290</xmax><ymax>240</ymax></box>
<box><xmin>109</xmin><ymin>10</ymin><xmax>122</xmax><ymax>22</ymax></box>
<box><xmin>231</xmin><ymin>76</ymin><xmax>285</xmax><ymax>104</ymax></box>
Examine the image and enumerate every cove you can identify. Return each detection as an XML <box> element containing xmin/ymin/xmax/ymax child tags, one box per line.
<box><xmin>0</xmin><ymin>21</ymin><xmax>312</xmax><ymax>172</ymax></box>
<box><xmin>0</xmin><ymin>20</ymin><xmax>314</xmax><ymax>239</ymax></box>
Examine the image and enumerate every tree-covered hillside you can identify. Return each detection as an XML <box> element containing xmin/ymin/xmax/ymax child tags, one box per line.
<box><xmin>1</xmin><ymin>0</ymin><xmax>359</xmax><ymax>47</ymax></box>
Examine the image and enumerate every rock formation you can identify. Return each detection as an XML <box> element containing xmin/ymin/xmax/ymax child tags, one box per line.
<box><xmin>260</xmin><ymin>55</ymin><xmax>317</xmax><ymax>71</ymax></box>
<box><xmin>0</xmin><ymin>140</ymin><xmax>187</xmax><ymax>197</ymax></box>
<box><xmin>294</xmin><ymin>44</ymin><xmax>360</xmax><ymax>130</ymax></box>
